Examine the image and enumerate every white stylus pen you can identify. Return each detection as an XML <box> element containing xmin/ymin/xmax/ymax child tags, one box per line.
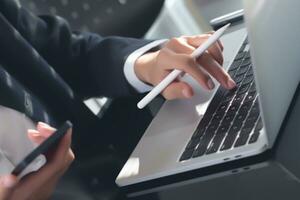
<box><xmin>137</xmin><ymin>23</ymin><xmax>231</xmax><ymax>109</ymax></box>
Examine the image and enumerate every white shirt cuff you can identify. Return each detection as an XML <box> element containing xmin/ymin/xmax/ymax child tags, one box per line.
<box><xmin>124</xmin><ymin>39</ymin><xmax>168</xmax><ymax>93</ymax></box>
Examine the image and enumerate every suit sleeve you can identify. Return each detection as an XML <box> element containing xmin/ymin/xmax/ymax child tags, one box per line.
<box><xmin>0</xmin><ymin>0</ymin><xmax>152</xmax><ymax>98</ymax></box>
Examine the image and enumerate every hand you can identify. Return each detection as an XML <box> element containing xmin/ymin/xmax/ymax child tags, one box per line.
<box><xmin>134</xmin><ymin>34</ymin><xmax>236</xmax><ymax>100</ymax></box>
<box><xmin>0</xmin><ymin>122</ymin><xmax>75</xmax><ymax>200</ymax></box>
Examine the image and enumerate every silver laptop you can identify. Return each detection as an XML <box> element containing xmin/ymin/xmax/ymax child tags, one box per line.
<box><xmin>116</xmin><ymin>0</ymin><xmax>300</xmax><ymax>186</ymax></box>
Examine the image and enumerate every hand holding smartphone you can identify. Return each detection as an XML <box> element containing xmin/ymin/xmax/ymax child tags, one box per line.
<box><xmin>11</xmin><ymin>121</ymin><xmax>73</xmax><ymax>176</ymax></box>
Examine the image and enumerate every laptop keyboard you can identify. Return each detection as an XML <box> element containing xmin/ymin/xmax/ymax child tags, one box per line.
<box><xmin>179</xmin><ymin>38</ymin><xmax>264</xmax><ymax>162</ymax></box>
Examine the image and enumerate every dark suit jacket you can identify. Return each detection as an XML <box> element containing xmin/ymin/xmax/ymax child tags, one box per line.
<box><xmin>0</xmin><ymin>0</ymin><xmax>151</xmax><ymax>155</ymax></box>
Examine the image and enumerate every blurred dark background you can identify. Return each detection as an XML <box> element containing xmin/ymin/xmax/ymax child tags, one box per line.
<box><xmin>19</xmin><ymin>0</ymin><xmax>164</xmax><ymax>199</ymax></box>
<box><xmin>20</xmin><ymin>0</ymin><xmax>164</xmax><ymax>37</ymax></box>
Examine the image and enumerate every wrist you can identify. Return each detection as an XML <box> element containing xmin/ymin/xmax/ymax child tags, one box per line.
<box><xmin>134</xmin><ymin>51</ymin><xmax>158</xmax><ymax>85</ymax></box>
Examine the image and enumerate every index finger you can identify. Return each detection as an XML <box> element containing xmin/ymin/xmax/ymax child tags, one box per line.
<box><xmin>160</xmin><ymin>50</ymin><xmax>214</xmax><ymax>90</ymax></box>
<box><xmin>187</xmin><ymin>35</ymin><xmax>224</xmax><ymax>65</ymax></box>
<box><xmin>27</xmin><ymin>127</ymin><xmax>73</xmax><ymax>168</ymax></box>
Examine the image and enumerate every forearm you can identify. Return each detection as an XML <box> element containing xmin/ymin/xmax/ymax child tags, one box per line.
<box><xmin>0</xmin><ymin>0</ymin><xmax>153</xmax><ymax>98</ymax></box>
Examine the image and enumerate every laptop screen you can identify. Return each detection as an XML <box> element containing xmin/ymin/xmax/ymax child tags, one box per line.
<box><xmin>244</xmin><ymin>0</ymin><xmax>300</xmax><ymax>145</ymax></box>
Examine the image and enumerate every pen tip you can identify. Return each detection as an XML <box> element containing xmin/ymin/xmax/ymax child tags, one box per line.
<box><xmin>224</xmin><ymin>23</ymin><xmax>231</xmax><ymax>29</ymax></box>
<box><xmin>137</xmin><ymin>103</ymin><xmax>143</xmax><ymax>109</ymax></box>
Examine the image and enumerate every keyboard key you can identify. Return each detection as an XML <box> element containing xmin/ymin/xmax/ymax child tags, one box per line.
<box><xmin>198</xmin><ymin>115</ymin><xmax>212</xmax><ymax>127</ymax></box>
<box><xmin>210</xmin><ymin>119</ymin><xmax>222</xmax><ymax>127</ymax></box>
<box><xmin>211</xmin><ymin>113</ymin><xmax>224</xmax><ymax>123</ymax></box>
<box><xmin>206</xmin><ymin>131</ymin><xmax>226</xmax><ymax>154</ymax></box>
<box><xmin>235</xmin><ymin>52</ymin><xmax>246</xmax><ymax>61</ymax></box>
<box><xmin>186</xmin><ymin>137</ymin><xmax>201</xmax><ymax>150</ymax></box>
<box><xmin>248</xmin><ymin>107</ymin><xmax>260</xmax><ymax>120</ymax></box>
<box><xmin>192</xmin><ymin>115</ymin><xmax>212</xmax><ymax>138</ymax></box>
<box><xmin>245</xmin><ymin>51</ymin><xmax>251</xmax><ymax>59</ymax></box>
<box><xmin>255</xmin><ymin>118</ymin><xmax>263</xmax><ymax>131</ymax></box>
<box><xmin>249</xmin><ymin>82</ymin><xmax>257</xmax><ymax>93</ymax></box>
<box><xmin>235</xmin><ymin>112</ymin><xmax>247</xmax><ymax>124</ymax></box>
<box><xmin>241</xmin><ymin>80</ymin><xmax>252</xmax><ymax>88</ymax></box>
<box><xmin>192</xmin><ymin>128</ymin><xmax>206</xmax><ymax>139</ymax></box>
<box><xmin>236</xmin><ymin>81</ymin><xmax>244</xmax><ymax>88</ymax></box>
<box><xmin>231</xmin><ymin>121</ymin><xmax>243</xmax><ymax>132</ymax></box>
<box><xmin>237</xmin><ymin>83</ymin><xmax>251</xmax><ymax>95</ymax></box>
<box><xmin>235</xmin><ymin>65</ymin><xmax>249</xmax><ymax>76</ymax></box>
<box><xmin>192</xmin><ymin>132</ymin><xmax>215</xmax><ymax>158</ymax></box>
<box><xmin>234</xmin><ymin>127</ymin><xmax>253</xmax><ymax>147</ymax></box>
<box><xmin>218</xmin><ymin>123</ymin><xmax>230</xmax><ymax>134</ymax></box>
<box><xmin>206</xmin><ymin>123</ymin><xmax>219</xmax><ymax>133</ymax></box>
<box><xmin>222</xmin><ymin>114</ymin><xmax>235</xmax><ymax>125</ymax></box>
<box><xmin>227</xmin><ymin>103</ymin><xmax>240</xmax><ymax>115</ymax></box>
<box><xmin>192</xmin><ymin>146</ymin><xmax>206</xmax><ymax>158</ymax></box>
<box><xmin>241</xmin><ymin>58</ymin><xmax>251</xmax><ymax>67</ymax></box>
<box><xmin>192</xmin><ymin>109</ymin><xmax>216</xmax><ymax>139</ymax></box>
<box><xmin>239</xmin><ymin>44</ymin><xmax>247</xmax><ymax>53</ymax></box>
<box><xmin>245</xmin><ymin>113</ymin><xmax>259</xmax><ymax>128</ymax></box>
<box><xmin>228</xmin><ymin>69</ymin><xmax>238</xmax><ymax>77</ymax></box>
<box><xmin>244</xmin><ymin>91</ymin><xmax>256</xmax><ymax>103</ymax></box>
<box><xmin>241</xmin><ymin>75</ymin><xmax>254</xmax><ymax>86</ymax></box>
<box><xmin>220</xmin><ymin>124</ymin><xmax>242</xmax><ymax>151</ymax></box>
<box><xmin>223</xmin><ymin>90</ymin><xmax>236</xmax><ymax>102</ymax></box>
<box><xmin>244</xmin><ymin>115</ymin><xmax>259</xmax><ymax>129</ymax></box>
<box><xmin>234</xmin><ymin>74</ymin><xmax>245</xmax><ymax>84</ymax></box>
<box><xmin>216</xmin><ymin>102</ymin><xmax>230</xmax><ymax>114</ymax></box>
<box><xmin>249</xmin><ymin>101</ymin><xmax>260</xmax><ymax>117</ymax></box>
<box><xmin>244</xmin><ymin>105</ymin><xmax>259</xmax><ymax>125</ymax></box>
<box><xmin>240</xmin><ymin>101</ymin><xmax>253</xmax><ymax>114</ymax></box>
<box><xmin>232</xmin><ymin>93</ymin><xmax>246</xmax><ymax>104</ymax></box>
<box><xmin>249</xmin><ymin>131</ymin><xmax>260</xmax><ymax>144</ymax></box>
<box><xmin>240</xmin><ymin>126</ymin><xmax>253</xmax><ymax>135</ymax></box>
<box><xmin>229</xmin><ymin>60</ymin><xmax>242</xmax><ymax>71</ymax></box>
<box><xmin>201</xmin><ymin>87</ymin><xmax>226</xmax><ymax>120</ymax></box>
<box><xmin>253</xmin><ymin>98</ymin><xmax>260</xmax><ymax>107</ymax></box>
<box><xmin>249</xmin><ymin>119</ymin><xmax>263</xmax><ymax>144</ymax></box>
<box><xmin>245</xmin><ymin>68</ymin><xmax>254</xmax><ymax>77</ymax></box>
<box><xmin>180</xmin><ymin>149</ymin><xmax>194</xmax><ymax>161</ymax></box>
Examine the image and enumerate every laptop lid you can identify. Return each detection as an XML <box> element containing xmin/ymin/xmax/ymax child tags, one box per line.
<box><xmin>244</xmin><ymin>0</ymin><xmax>300</xmax><ymax>146</ymax></box>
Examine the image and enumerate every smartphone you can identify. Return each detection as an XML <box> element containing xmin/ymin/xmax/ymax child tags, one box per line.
<box><xmin>11</xmin><ymin>121</ymin><xmax>73</xmax><ymax>176</ymax></box>
<box><xmin>210</xmin><ymin>9</ymin><xmax>244</xmax><ymax>30</ymax></box>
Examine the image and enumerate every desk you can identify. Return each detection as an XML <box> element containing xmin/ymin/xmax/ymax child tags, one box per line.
<box><xmin>122</xmin><ymin>80</ymin><xmax>300</xmax><ymax>200</ymax></box>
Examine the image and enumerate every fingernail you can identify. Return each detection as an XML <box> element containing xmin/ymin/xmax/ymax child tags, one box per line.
<box><xmin>227</xmin><ymin>79</ymin><xmax>236</xmax><ymax>88</ymax></box>
<box><xmin>38</xmin><ymin>122</ymin><xmax>49</xmax><ymax>127</ymax></box>
<box><xmin>28</xmin><ymin>129</ymin><xmax>40</xmax><ymax>136</ymax></box>
<box><xmin>1</xmin><ymin>176</ymin><xmax>17</xmax><ymax>188</ymax></box>
<box><xmin>182</xmin><ymin>89</ymin><xmax>192</xmax><ymax>98</ymax></box>
<box><xmin>28</xmin><ymin>132</ymin><xmax>40</xmax><ymax>138</ymax></box>
<box><xmin>207</xmin><ymin>79</ymin><xmax>215</xmax><ymax>90</ymax></box>
<box><xmin>38</xmin><ymin>122</ymin><xmax>55</xmax><ymax>132</ymax></box>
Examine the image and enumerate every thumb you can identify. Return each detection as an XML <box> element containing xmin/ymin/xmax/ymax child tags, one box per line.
<box><xmin>0</xmin><ymin>175</ymin><xmax>17</xmax><ymax>200</ymax></box>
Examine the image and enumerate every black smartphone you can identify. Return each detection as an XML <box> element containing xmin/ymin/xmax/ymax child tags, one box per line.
<box><xmin>11</xmin><ymin>121</ymin><xmax>73</xmax><ymax>176</ymax></box>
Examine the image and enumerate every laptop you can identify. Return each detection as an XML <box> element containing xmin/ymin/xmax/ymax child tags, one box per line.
<box><xmin>116</xmin><ymin>0</ymin><xmax>300</xmax><ymax>186</ymax></box>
